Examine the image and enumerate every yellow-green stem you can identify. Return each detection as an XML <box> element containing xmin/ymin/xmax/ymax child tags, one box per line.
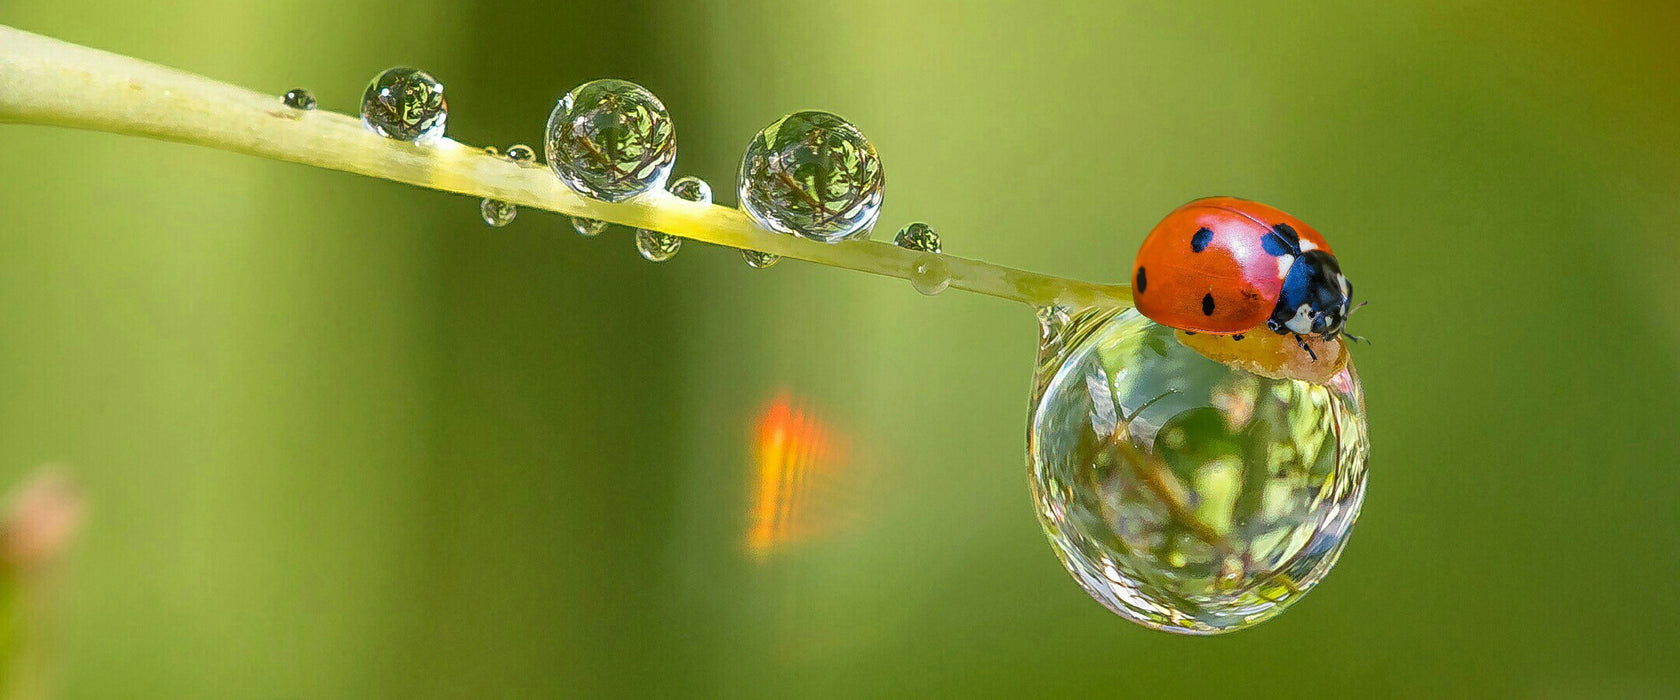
<box><xmin>0</xmin><ymin>24</ymin><xmax>1133</xmax><ymax>309</ymax></box>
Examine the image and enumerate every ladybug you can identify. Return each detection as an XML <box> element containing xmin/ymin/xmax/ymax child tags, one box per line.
<box><xmin>1131</xmin><ymin>197</ymin><xmax>1356</xmax><ymax>356</ymax></box>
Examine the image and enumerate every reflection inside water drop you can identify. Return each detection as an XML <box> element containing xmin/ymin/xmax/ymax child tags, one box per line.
<box><xmin>1028</xmin><ymin>307</ymin><xmax>1368</xmax><ymax>634</ymax></box>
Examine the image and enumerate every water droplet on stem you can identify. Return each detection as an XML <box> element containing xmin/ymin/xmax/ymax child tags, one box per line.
<box><xmin>360</xmin><ymin>67</ymin><xmax>447</xmax><ymax>143</ymax></box>
<box><xmin>545</xmin><ymin>79</ymin><xmax>676</xmax><ymax>202</ymax></box>
<box><xmin>739</xmin><ymin>111</ymin><xmax>883</xmax><ymax>243</ymax></box>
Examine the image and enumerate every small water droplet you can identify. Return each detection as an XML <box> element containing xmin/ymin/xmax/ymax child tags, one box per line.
<box><xmin>1029</xmin><ymin>307</ymin><xmax>1368</xmax><ymax>634</ymax></box>
<box><xmin>572</xmin><ymin>217</ymin><xmax>607</xmax><ymax>237</ymax></box>
<box><xmin>360</xmin><ymin>67</ymin><xmax>447</xmax><ymax>143</ymax></box>
<box><xmin>635</xmin><ymin>175</ymin><xmax>708</xmax><ymax>263</ymax></box>
<box><xmin>480</xmin><ymin>198</ymin><xmax>517</xmax><ymax>227</ymax></box>
<box><xmin>742</xmin><ymin>250</ymin><xmax>780</xmax><ymax>269</ymax></box>
<box><xmin>739</xmin><ymin>111</ymin><xmax>884</xmax><ymax>243</ymax></box>
<box><xmin>545</xmin><ymin>79</ymin><xmax>676</xmax><ymax>203</ymax></box>
<box><xmin>909</xmin><ymin>254</ymin><xmax>950</xmax><ymax>295</ymax></box>
<box><xmin>894</xmin><ymin>222</ymin><xmax>942</xmax><ymax>253</ymax></box>
<box><xmin>636</xmin><ymin>230</ymin><xmax>681</xmax><ymax>262</ymax></box>
<box><xmin>505</xmin><ymin>144</ymin><xmax>536</xmax><ymax>164</ymax></box>
<box><xmin>281</xmin><ymin>88</ymin><xmax>316</xmax><ymax>110</ymax></box>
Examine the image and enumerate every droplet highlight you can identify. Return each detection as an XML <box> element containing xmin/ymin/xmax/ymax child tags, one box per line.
<box><xmin>738</xmin><ymin>111</ymin><xmax>884</xmax><ymax>243</ymax></box>
<box><xmin>545</xmin><ymin>79</ymin><xmax>676</xmax><ymax>203</ymax></box>
<box><xmin>360</xmin><ymin>67</ymin><xmax>448</xmax><ymax>143</ymax></box>
<box><xmin>281</xmin><ymin>88</ymin><xmax>316</xmax><ymax>111</ymax></box>
<box><xmin>909</xmin><ymin>254</ymin><xmax>950</xmax><ymax>295</ymax></box>
<box><xmin>1029</xmin><ymin>307</ymin><xmax>1368</xmax><ymax>634</ymax></box>
<box><xmin>894</xmin><ymin>222</ymin><xmax>942</xmax><ymax>253</ymax></box>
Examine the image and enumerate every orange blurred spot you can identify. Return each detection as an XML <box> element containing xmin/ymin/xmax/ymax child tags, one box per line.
<box><xmin>748</xmin><ymin>392</ymin><xmax>850</xmax><ymax>559</ymax></box>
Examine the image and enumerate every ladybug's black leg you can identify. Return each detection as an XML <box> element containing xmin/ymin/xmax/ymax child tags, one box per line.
<box><xmin>1295</xmin><ymin>334</ymin><xmax>1318</xmax><ymax>361</ymax></box>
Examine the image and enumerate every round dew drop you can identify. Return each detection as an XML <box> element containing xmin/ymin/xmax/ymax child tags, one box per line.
<box><xmin>360</xmin><ymin>67</ymin><xmax>447</xmax><ymax>143</ymax></box>
<box><xmin>909</xmin><ymin>254</ymin><xmax>950</xmax><ymax>295</ymax></box>
<box><xmin>1029</xmin><ymin>307</ymin><xmax>1368</xmax><ymax>634</ymax></box>
<box><xmin>572</xmin><ymin>217</ymin><xmax>608</xmax><ymax>237</ymax></box>
<box><xmin>545</xmin><ymin>79</ymin><xmax>676</xmax><ymax>203</ymax></box>
<box><xmin>281</xmin><ymin>88</ymin><xmax>316</xmax><ymax>110</ymax></box>
<box><xmin>738</xmin><ymin>111</ymin><xmax>884</xmax><ymax>243</ymax></box>
<box><xmin>480</xmin><ymin>199</ymin><xmax>517</xmax><ymax>227</ymax></box>
<box><xmin>894</xmin><ymin>222</ymin><xmax>942</xmax><ymax>254</ymax></box>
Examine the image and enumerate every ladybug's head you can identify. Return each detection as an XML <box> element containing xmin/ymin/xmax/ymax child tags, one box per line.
<box><xmin>1267</xmin><ymin>250</ymin><xmax>1355</xmax><ymax>341</ymax></box>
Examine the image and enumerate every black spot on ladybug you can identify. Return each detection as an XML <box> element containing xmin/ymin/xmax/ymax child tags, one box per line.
<box><xmin>1135</xmin><ymin>266</ymin><xmax>1147</xmax><ymax>292</ymax></box>
<box><xmin>1232</xmin><ymin>334</ymin><xmax>1244</xmax><ymax>341</ymax></box>
<box><xmin>1202</xmin><ymin>293</ymin><xmax>1216</xmax><ymax>315</ymax></box>
<box><xmin>1191</xmin><ymin>227</ymin><xmax>1213</xmax><ymax>252</ymax></box>
<box><xmin>1262</xmin><ymin>223</ymin><xmax>1301</xmax><ymax>257</ymax></box>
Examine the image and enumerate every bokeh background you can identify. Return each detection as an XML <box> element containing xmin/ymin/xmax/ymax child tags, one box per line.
<box><xmin>2</xmin><ymin>1</ymin><xmax>1679</xmax><ymax>697</ymax></box>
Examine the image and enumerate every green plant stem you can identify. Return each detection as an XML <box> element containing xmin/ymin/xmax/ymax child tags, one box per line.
<box><xmin>0</xmin><ymin>24</ymin><xmax>1133</xmax><ymax>309</ymax></box>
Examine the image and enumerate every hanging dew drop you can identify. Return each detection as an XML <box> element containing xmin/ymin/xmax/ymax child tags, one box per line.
<box><xmin>1028</xmin><ymin>307</ymin><xmax>1368</xmax><ymax>634</ymax></box>
<box><xmin>281</xmin><ymin>88</ymin><xmax>316</xmax><ymax>110</ymax></box>
<box><xmin>572</xmin><ymin>217</ymin><xmax>607</xmax><ymax>237</ymax></box>
<box><xmin>478</xmin><ymin>144</ymin><xmax>531</xmax><ymax>227</ymax></box>
<box><xmin>635</xmin><ymin>175</ymin><xmax>708</xmax><ymax>263</ymax></box>
<box><xmin>360</xmin><ymin>67</ymin><xmax>447</xmax><ymax>144</ymax></box>
<box><xmin>742</xmin><ymin>250</ymin><xmax>780</xmax><ymax>269</ymax></box>
<box><xmin>480</xmin><ymin>198</ymin><xmax>517</xmax><ymax>227</ymax></box>
<box><xmin>894</xmin><ymin>222</ymin><xmax>942</xmax><ymax>253</ymax></box>
<box><xmin>545</xmin><ymin>79</ymin><xmax>676</xmax><ymax>203</ymax></box>
<box><xmin>738</xmin><ymin>111</ymin><xmax>884</xmax><ymax>243</ymax></box>
<box><xmin>636</xmin><ymin>230</ymin><xmax>680</xmax><ymax>262</ymax></box>
<box><xmin>909</xmin><ymin>254</ymin><xmax>950</xmax><ymax>295</ymax></box>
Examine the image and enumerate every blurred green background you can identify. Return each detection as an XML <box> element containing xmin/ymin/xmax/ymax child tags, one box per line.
<box><xmin>2</xmin><ymin>0</ymin><xmax>1679</xmax><ymax>697</ymax></box>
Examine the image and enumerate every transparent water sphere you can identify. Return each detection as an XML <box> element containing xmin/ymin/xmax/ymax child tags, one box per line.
<box><xmin>571</xmin><ymin>217</ymin><xmax>608</xmax><ymax>237</ymax></box>
<box><xmin>738</xmin><ymin>111</ymin><xmax>884</xmax><ymax>242</ymax></box>
<box><xmin>1029</xmin><ymin>307</ymin><xmax>1368</xmax><ymax>634</ymax></box>
<box><xmin>281</xmin><ymin>88</ymin><xmax>316</xmax><ymax>110</ymax></box>
<box><xmin>480</xmin><ymin>198</ymin><xmax>516</xmax><ymax>227</ymax></box>
<box><xmin>360</xmin><ymin>67</ymin><xmax>447</xmax><ymax>143</ymax></box>
<box><xmin>545</xmin><ymin>79</ymin><xmax>676</xmax><ymax>203</ymax></box>
<box><xmin>909</xmin><ymin>254</ymin><xmax>950</xmax><ymax>295</ymax></box>
<box><xmin>894</xmin><ymin>221</ymin><xmax>942</xmax><ymax>253</ymax></box>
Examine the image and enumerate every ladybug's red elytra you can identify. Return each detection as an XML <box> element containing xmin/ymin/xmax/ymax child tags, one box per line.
<box><xmin>1132</xmin><ymin>197</ymin><xmax>1356</xmax><ymax>355</ymax></box>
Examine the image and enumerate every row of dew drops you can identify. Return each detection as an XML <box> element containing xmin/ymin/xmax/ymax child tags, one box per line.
<box><xmin>282</xmin><ymin>69</ymin><xmax>951</xmax><ymax>295</ymax></box>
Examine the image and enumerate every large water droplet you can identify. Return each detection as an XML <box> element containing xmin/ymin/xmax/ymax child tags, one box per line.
<box><xmin>545</xmin><ymin>79</ymin><xmax>676</xmax><ymax>203</ymax></box>
<box><xmin>572</xmin><ymin>217</ymin><xmax>607</xmax><ymax>237</ymax></box>
<box><xmin>360</xmin><ymin>67</ymin><xmax>447</xmax><ymax>143</ymax></box>
<box><xmin>281</xmin><ymin>88</ymin><xmax>316</xmax><ymax>111</ymax></box>
<box><xmin>738</xmin><ymin>111</ymin><xmax>884</xmax><ymax>243</ymax></box>
<box><xmin>894</xmin><ymin>222</ymin><xmax>941</xmax><ymax>253</ymax></box>
<box><xmin>1029</xmin><ymin>307</ymin><xmax>1368</xmax><ymax>634</ymax></box>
